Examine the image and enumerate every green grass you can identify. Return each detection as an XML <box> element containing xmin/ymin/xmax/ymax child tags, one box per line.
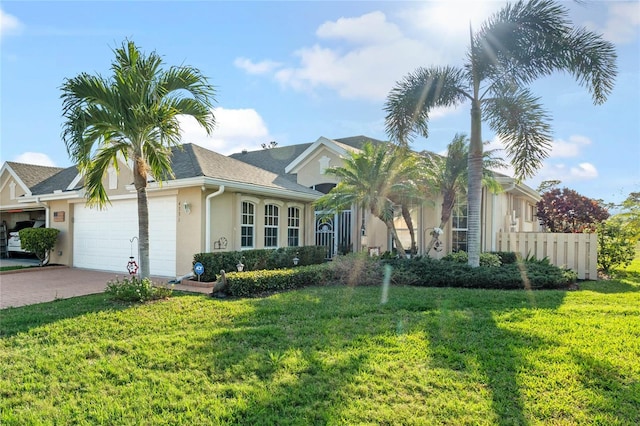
<box><xmin>1</xmin><ymin>273</ymin><xmax>639</xmax><ymax>424</ymax></box>
<box><xmin>0</xmin><ymin>265</ymin><xmax>29</xmax><ymax>272</ymax></box>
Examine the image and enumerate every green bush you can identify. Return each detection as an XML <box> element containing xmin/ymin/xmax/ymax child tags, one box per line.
<box><xmin>490</xmin><ymin>251</ymin><xmax>518</xmax><ymax>264</ymax></box>
<box><xmin>225</xmin><ymin>265</ymin><xmax>328</xmax><ymax>297</ymax></box>
<box><xmin>105</xmin><ymin>277</ymin><xmax>173</xmax><ymax>302</ymax></box>
<box><xmin>442</xmin><ymin>251</ymin><xmax>502</xmax><ymax>267</ymax></box>
<box><xmin>324</xmin><ymin>253</ymin><xmax>384</xmax><ymax>286</ymax></box>
<box><xmin>194</xmin><ymin>246</ymin><xmax>326</xmax><ymax>281</ymax></box>
<box><xmin>18</xmin><ymin>227</ymin><xmax>60</xmax><ymax>266</ymax></box>
<box><xmin>384</xmin><ymin>256</ymin><xmax>575</xmax><ymax>290</ymax></box>
<box><xmin>597</xmin><ymin>219</ymin><xmax>636</xmax><ymax>273</ymax></box>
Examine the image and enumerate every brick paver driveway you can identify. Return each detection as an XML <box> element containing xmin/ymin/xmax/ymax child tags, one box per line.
<box><xmin>0</xmin><ymin>267</ymin><xmax>211</xmax><ymax>309</ymax></box>
<box><xmin>0</xmin><ymin>267</ymin><xmax>124</xmax><ymax>309</ymax></box>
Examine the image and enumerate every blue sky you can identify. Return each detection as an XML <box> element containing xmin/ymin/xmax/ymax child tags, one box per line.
<box><xmin>1</xmin><ymin>1</ymin><xmax>638</xmax><ymax>205</ymax></box>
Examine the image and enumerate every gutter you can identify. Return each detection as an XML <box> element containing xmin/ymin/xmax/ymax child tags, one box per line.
<box><xmin>205</xmin><ymin>185</ymin><xmax>225</xmax><ymax>252</ymax></box>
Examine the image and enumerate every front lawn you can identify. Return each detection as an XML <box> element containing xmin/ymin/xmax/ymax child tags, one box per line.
<box><xmin>1</xmin><ymin>272</ymin><xmax>639</xmax><ymax>424</ymax></box>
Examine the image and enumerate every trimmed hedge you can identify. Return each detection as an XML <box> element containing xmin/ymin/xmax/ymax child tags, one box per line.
<box><xmin>385</xmin><ymin>256</ymin><xmax>577</xmax><ymax>290</ymax></box>
<box><xmin>215</xmin><ymin>253</ymin><xmax>578</xmax><ymax>298</ymax></box>
<box><xmin>193</xmin><ymin>246</ymin><xmax>326</xmax><ymax>281</ymax></box>
<box><xmin>225</xmin><ymin>265</ymin><xmax>328</xmax><ymax>297</ymax></box>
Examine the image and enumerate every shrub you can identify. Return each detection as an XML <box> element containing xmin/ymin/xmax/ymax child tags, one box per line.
<box><xmin>490</xmin><ymin>251</ymin><xmax>518</xmax><ymax>264</ymax></box>
<box><xmin>384</xmin><ymin>256</ymin><xmax>575</xmax><ymax>290</ymax></box>
<box><xmin>324</xmin><ymin>253</ymin><xmax>384</xmax><ymax>286</ymax></box>
<box><xmin>597</xmin><ymin>219</ymin><xmax>636</xmax><ymax>273</ymax></box>
<box><xmin>225</xmin><ymin>265</ymin><xmax>328</xmax><ymax>297</ymax></box>
<box><xmin>19</xmin><ymin>227</ymin><xmax>60</xmax><ymax>266</ymax></box>
<box><xmin>105</xmin><ymin>277</ymin><xmax>173</xmax><ymax>302</ymax></box>
<box><xmin>442</xmin><ymin>251</ymin><xmax>502</xmax><ymax>267</ymax></box>
<box><xmin>193</xmin><ymin>246</ymin><xmax>326</xmax><ymax>281</ymax></box>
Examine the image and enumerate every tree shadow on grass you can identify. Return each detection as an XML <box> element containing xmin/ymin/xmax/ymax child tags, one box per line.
<box><xmin>580</xmin><ymin>272</ymin><xmax>640</xmax><ymax>294</ymax></box>
<box><xmin>421</xmin><ymin>288</ymin><xmax>567</xmax><ymax>426</ymax></box>
<box><xmin>0</xmin><ymin>290</ymin><xmax>196</xmax><ymax>338</ymax></box>
<box><xmin>189</xmin><ymin>288</ymin><xmax>380</xmax><ymax>424</ymax></box>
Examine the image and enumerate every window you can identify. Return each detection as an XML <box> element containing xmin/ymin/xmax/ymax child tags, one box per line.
<box><xmin>452</xmin><ymin>195</ymin><xmax>468</xmax><ymax>252</ymax></box>
<box><xmin>288</xmin><ymin>207</ymin><xmax>300</xmax><ymax>246</ymax></box>
<box><xmin>241</xmin><ymin>202</ymin><xmax>255</xmax><ymax>248</ymax></box>
<box><xmin>264</xmin><ymin>204</ymin><xmax>279</xmax><ymax>248</ymax></box>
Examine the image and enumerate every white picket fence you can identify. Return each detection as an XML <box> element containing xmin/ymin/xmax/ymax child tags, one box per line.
<box><xmin>496</xmin><ymin>232</ymin><xmax>598</xmax><ymax>280</ymax></box>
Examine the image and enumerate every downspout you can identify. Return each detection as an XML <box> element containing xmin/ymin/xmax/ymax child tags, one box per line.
<box><xmin>35</xmin><ymin>197</ymin><xmax>50</xmax><ymax>265</ymax></box>
<box><xmin>35</xmin><ymin>197</ymin><xmax>49</xmax><ymax>227</ymax></box>
<box><xmin>205</xmin><ymin>185</ymin><xmax>225</xmax><ymax>252</ymax></box>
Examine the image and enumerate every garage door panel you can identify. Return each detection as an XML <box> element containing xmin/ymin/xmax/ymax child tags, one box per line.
<box><xmin>73</xmin><ymin>197</ymin><xmax>176</xmax><ymax>276</ymax></box>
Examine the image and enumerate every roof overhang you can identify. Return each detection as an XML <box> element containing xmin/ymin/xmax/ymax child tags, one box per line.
<box><xmin>495</xmin><ymin>176</ymin><xmax>540</xmax><ymax>201</ymax></box>
<box><xmin>284</xmin><ymin>136</ymin><xmax>350</xmax><ymax>174</ymax></box>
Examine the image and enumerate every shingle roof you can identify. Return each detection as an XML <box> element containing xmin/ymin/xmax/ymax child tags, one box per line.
<box><xmin>6</xmin><ymin>162</ymin><xmax>65</xmax><ymax>190</ymax></box>
<box><xmin>30</xmin><ymin>166</ymin><xmax>80</xmax><ymax>195</ymax></box>
<box><xmin>228</xmin><ymin>135</ymin><xmax>388</xmax><ymax>175</ymax></box>
<box><xmin>171</xmin><ymin>144</ymin><xmax>322</xmax><ymax>196</ymax></box>
<box><xmin>229</xmin><ymin>143</ymin><xmax>313</xmax><ymax>177</ymax></box>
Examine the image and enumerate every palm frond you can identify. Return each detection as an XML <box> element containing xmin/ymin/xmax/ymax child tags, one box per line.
<box><xmin>484</xmin><ymin>86</ymin><xmax>552</xmax><ymax>179</ymax></box>
<box><xmin>384</xmin><ymin>66</ymin><xmax>469</xmax><ymax>145</ymax></box>
<box><xmin>472</xmin><ymin>0</ymin><xmax>616</xmax><ymax>103</ymax></box>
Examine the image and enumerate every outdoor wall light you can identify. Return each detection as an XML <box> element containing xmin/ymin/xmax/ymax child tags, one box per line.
<box><xmin>183</xmin><ymin>201</ymin><xmax>191</xmax><ymax>214</ymax></box>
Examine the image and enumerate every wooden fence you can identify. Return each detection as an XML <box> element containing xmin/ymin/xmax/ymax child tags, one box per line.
<box><xmin>496</xmin><ymin>232</ymin><xmax>598</xmax><ymax>280</ymax></box>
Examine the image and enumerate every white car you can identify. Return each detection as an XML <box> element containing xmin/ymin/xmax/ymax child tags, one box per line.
<box><xmin>7</xmin><ymin>220</ymin><xmax>46</xmax><ymax>255</ymax></box>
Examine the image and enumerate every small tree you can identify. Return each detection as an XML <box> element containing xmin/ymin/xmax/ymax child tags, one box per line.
<box><xmin>537</xmin><ymin>188</ymin><xmax>609</xmax><ymax>233</ymax></box>
<box><xmin>617</xmin><ymin>192</ymin><xmax>640</xmax><ymax>241</ymax></box>
<box><xmin>19</xmin><ymin>228</ymin><xmax>60</xmax><ymax>266</ymax></box>
<box><xmin>597</xmin><ymin>219</ymin><xmax>635</xmax><ymax>274</ymax></box>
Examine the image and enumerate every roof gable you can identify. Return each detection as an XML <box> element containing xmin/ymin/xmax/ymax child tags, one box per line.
<box><xmin>0</xmin><ymin>162</ymin><xmax>65</xmax><ymax>196</ymax></box>
<box><xmin>284</xmin><ymin>136</ymin><xmax>352</xmax><ymax>174</ymax></box>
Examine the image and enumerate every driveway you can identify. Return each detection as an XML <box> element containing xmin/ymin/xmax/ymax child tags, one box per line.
<box><xmin>0</xmin><ymin>267</ymin><xmax>211</xmax><ymax>309</ymax></box>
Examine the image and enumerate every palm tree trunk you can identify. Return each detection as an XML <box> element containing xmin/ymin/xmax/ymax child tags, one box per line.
<box><xmin>401</xmin><ymin>205</ymin><xmax>417</xmax><ymax>254</ymax></box>
<box><xmin>133</xmin><ymin>161</ymin><xmax>151</xmax><ymax>279</ymax></box>
<box><xmin>467</xmin><ymin>98</ymin><xmax>483</xmax><ymax>267</ymax></box>
<box><xmin>425</xmin><ymin>190</ymin><xmax>456</xmax><ymax>255</ymax></box>
<box><xmin>386</xmin><ymin>220</ymin><xmax>407</xmax><ymax>258</ymax></box>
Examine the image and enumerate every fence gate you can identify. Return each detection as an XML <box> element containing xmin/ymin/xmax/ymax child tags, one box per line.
<box><xmin>315</xmin><ymin>210</ymin><xmax>352</xmax><ymax>260</ymax></box>
<box><xmin>316</xmin><ymin>215</ymin><xmax>335</xmax><ymax>259</ymax></box>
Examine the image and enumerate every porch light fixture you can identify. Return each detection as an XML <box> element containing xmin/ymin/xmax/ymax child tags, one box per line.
<box><xmin>236</xmin><ymin>256</ymin><xmax>245</xmax><ymax>272</ymax></box>
<box><xmin>183</xmin><ymin>201</ymin><xmax>191</xmax><ymax>214</ymax></box>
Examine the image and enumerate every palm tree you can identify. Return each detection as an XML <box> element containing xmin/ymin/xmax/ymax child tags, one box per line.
<box><xmin>314</xmin><ymin>141</ymin><xmax>419</xmax><ymax>257</ymax></box>
<box><xmin>61</xmin><ymin>40</ymin><xmax>216</xmax><ymax>278</ymax></box>
<box><xmin>384</xmin><ymin>0</ymin><xmax>616</xmax><ymax>266</ymax></box>
<box><xmin>420</xmin><ymin>134</ymin><xmax>506</xmax><ymax>254</ymax></box>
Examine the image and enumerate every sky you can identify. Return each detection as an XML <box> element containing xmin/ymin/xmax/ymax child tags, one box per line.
<box><xmin>1</xmin><ymin>0</ymin><xmax>638</xmax><ymax>205</ymax></box>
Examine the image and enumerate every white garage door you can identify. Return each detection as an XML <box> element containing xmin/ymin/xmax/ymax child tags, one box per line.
<box><xmin>73</xmin><ymin>196</ymin><xmax>177</xmax><ymax>277</ymax></box>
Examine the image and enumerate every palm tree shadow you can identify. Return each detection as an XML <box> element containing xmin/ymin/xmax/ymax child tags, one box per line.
<box><xmin>0</xmin><ymin>291</ymin><xmax>195</xmax><ymax>338</ymax></box>
<box><xmin>422</xmin><ymin>289</ymin><xmax>567</xmax><ymax>425</ymax></box>
<box><xmin>190</xmin><ymin>288</ymin><xmax>379</xmax><ymax>423</ymax></box>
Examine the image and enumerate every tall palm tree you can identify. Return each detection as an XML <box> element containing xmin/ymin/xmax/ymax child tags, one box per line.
<box><xmin>61</xmin><ymin>40</ymin><xmax>216</xmax><ymax>278</ymax></box>
<box><xmin>384</xmin><ymin>0</ymin><xmax>616</xmax><ymax>266</ymax></box>
<box><xmin>314</xmin><ymin>141</ymin><xmax>419</xmax><ymax>257</ymax></box>
<box><xmin>420</xmin><ymin>134</ymin><xmax>506</xmax><ymax>254</ymax></box>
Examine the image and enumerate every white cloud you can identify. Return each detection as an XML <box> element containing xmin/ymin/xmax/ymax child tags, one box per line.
<box><xmin>234</xmin><ymin>57</ymin><xmax>282</xmax><ymax>75</ymax></box>
<box><xmin>570</xmin><ymin>162</ymin><xmax>599</xmax><ymax>179</ymax></box>
<box><xmin>316</xmin><ymin>11</ymin><xmax>403</xmax><ymax>45</ymax></box>
<box><xmin>550</xmin><ymin>135</ymin><xmax>591</xmax><ymax>158</ymax></box>
<box><xmin>0</xmin><ymin>8</ymin><xmax>23</xmax><ymax>40</ymax></box>
<box><xmin>14</xmin><ymin>152</ymin><xmax>56</xmax><ymax>167</ymax></box>
<box><xmin>598</xmin><ymin>2</ymin><xmax>640</xmax><ymax>44</ymax></box>
<box><xmin>241</xmin><ymin>9</ymin><xmax>452</xmax><ymax>103</ymax></box>
<box><xmin>178</xmin><ymin>107</ymin><xmax>271</xmax><ymax>155</ymax></box>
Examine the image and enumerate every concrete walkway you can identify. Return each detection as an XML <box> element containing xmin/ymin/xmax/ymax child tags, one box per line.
<box><xmin>0</xmin><ymin>266</ymin><xmax>212</xmax><ymax>309</ymax></box>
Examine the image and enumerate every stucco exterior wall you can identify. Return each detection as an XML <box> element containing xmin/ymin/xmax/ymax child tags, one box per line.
<box><xmin>294</xmin><ymin>147</ymin><xmax>343</xmax><ymax>188</ymax></box>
